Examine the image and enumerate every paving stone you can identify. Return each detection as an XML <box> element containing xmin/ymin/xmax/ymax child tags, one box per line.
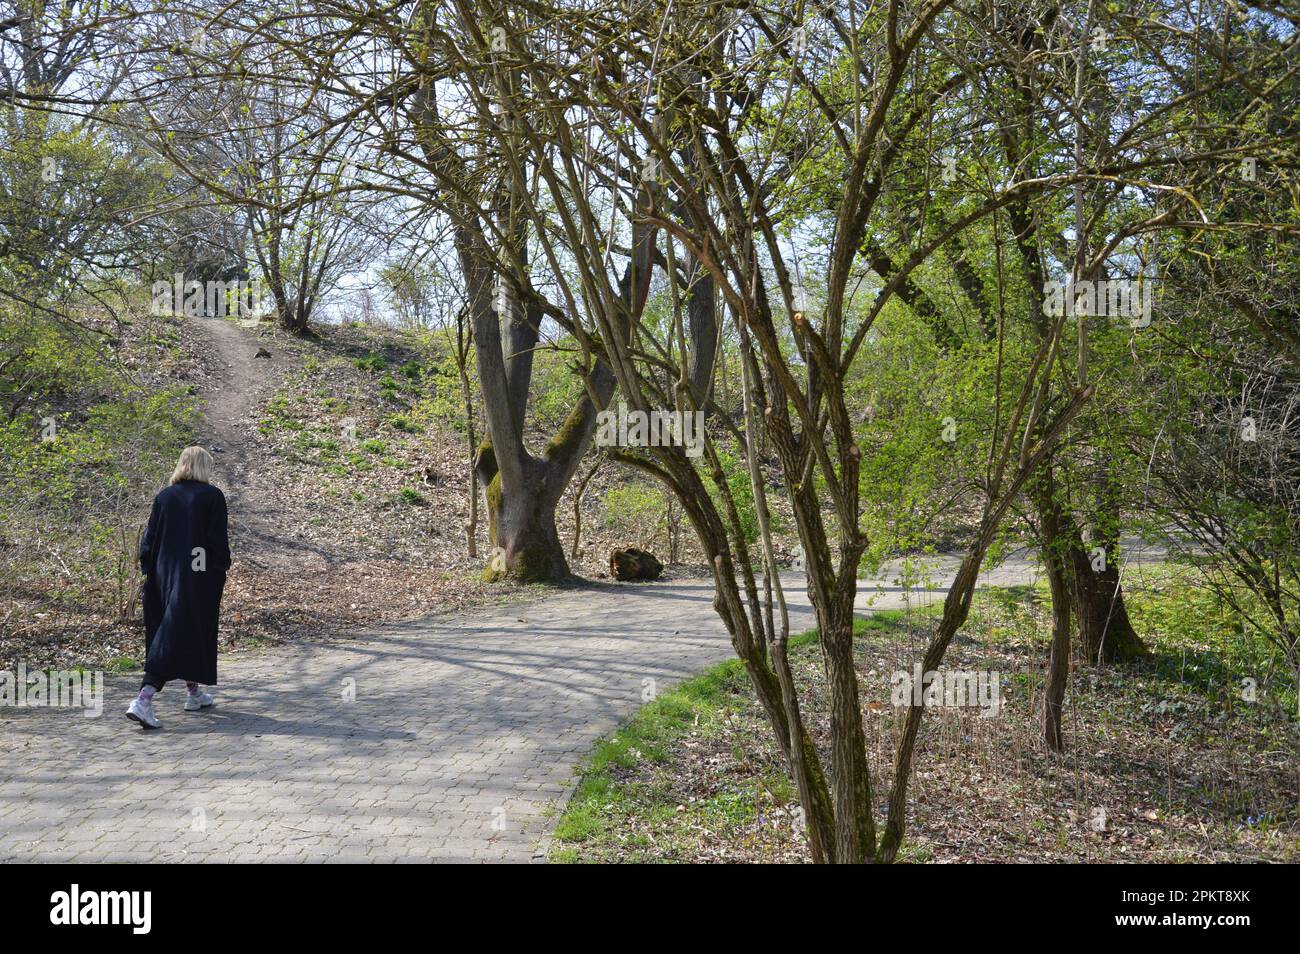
<box><xmin>0</xmin><ymin>579</ymin><xmax>798</xmax><ymax>862</ymax></box>
<box><xmin>1</xmin><ymin>560</ymin><xmax>1036</xmax><ymax>862</ymax></box>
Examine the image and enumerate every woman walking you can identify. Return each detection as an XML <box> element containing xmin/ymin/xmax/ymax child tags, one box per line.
<box><xmin>127</xmin><ymin>445</ymin><xmax>231</xmax><ymax>730</ymax></box>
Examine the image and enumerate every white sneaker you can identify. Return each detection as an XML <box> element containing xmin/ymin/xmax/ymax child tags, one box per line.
<box><xmin>126</xmin><ymin>697</ymin><xmax>161</xmax><ymax>729</ymax></box>
<box><xmin>184</xmin><ymin>687</ymin><xmax>214</xmax><ymax>711</ymax></box>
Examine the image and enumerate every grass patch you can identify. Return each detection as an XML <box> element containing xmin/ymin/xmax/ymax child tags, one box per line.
<box><xmin>259</xmin><ymin>391</ymin><xmax>304</xmax><ymax>433</ymax></box>
<box><xmin>551</xmin><ymin>615</ymin><xmax>900</xmax><ymax>862</ymax></box>
<box><xmin>550</xmin><ymin>592</ymin><xmax>1299</xmax><ymax>864</ymax></box>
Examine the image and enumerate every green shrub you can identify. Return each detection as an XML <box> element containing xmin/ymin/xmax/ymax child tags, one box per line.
<box><xmin>398</xmin><ymin>487</ymin><xmax>427</xmax><ymax>505</ymax></box>
<box><xmin>261</xmin><ymin>392</ymin><xmax>304</xmax><ymax>432</ymax></box>
<box><xmin>386</xmin><ymin>414</ymin><xmax>421</xmax><ymax>433</ymax></box>
<box><xmin>603</xmin><ymin>483</ymin><xmax>666</xmax><ymax>546</ymax></box>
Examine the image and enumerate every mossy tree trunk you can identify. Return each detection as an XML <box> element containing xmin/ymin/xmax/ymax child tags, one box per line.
<box><xmin>457</xmin><ymin>242</ymin><xmax>641</xmax><ymax>583</ymax></box>
<box><xmin>414</xmin><ymin>43</ymin><xmax>654</xmax><ymax>585</ymax></box>
<box><xmin>445</xmin><ymin>170</ymin><xmax>649</xmax><ymax>582</ymax></box>
<box><xmin>476</xmin><ymin>446</ymin><xmax>571</xmax><ymax>582</ymax></box>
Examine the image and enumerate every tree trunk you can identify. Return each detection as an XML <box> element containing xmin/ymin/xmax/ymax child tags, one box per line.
<box><xmin>1068</xmin><ymin>493</ymin><xmax>1146</xmax><ymax>664</ymax></box>
<box><xmin>415</xmin><ymin>79</ymin><xmax>631</xmax><ymax>587</ymax></box>
<box><xmin>823</xmin><ymin>601</ymin><xmax>875</xmax><ymax>863</ymax></box>
<box><xmin>1037</xmin><ymin>473</ymin><xmax>1074</xmax><ymax>752</ymax></box>
<box><xmin>1068</xmin><ymin>540</ymin><xmax>1144</xmax><ymax>663</ymax></box>
<box><xmin>800</xmin><ymin>517</ymin><xmax>874</xmax><ymax>862</ymax></box>
<box><xmin>456</xmin><ymin>322</ymin><xmax>478</xmax><ymax>559</ymax></box>
<box><xmin>477</xmin><ymin>446</ymin><xmax>570</xmax><ymax>582</ymax></box>
<box><xmin>708</xmin><ymin>536</ymin><xmax>837</xmax><ymax>863</ymax></box>
<box><xmin>489</xmin><ymin>485</ymin><xmax>568</xmax><ymax>582</ymax></box>
<box><xmin>284</xmin><ymin>300</ymin><xmax>309</xmax><ymax>335</ymax></box>
<box><xmin>570</xmin><ymin>457</ymin><xmax>601</xmax><ymax>561</ymax></box>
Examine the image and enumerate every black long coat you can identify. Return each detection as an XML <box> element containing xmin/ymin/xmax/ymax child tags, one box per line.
<box><xmin>139</xmin><ymin>480</ymin><xmax>231</xmax><ymax>684</ymax></box>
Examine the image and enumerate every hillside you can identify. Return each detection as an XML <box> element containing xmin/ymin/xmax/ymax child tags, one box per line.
<box><xmin>0</xmin><ymin>309</ymin><xmax>722</xmax><ymax>673</ymax></box>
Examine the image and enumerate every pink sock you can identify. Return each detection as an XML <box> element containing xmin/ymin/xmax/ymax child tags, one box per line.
<box><xmin>139</xmin><ymin>685</ymin><xmax>157</xmax><ymax>703</ymax></box>
<box><xmin>186</xmin><ymin>682</ymin><xmax>198</xmax><ymax>693</ymax></box>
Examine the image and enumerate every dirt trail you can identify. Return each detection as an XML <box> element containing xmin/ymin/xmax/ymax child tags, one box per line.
<box><xmin>186</xmin><ymin>316</ymin><xmax>316</xmax><ymax>572</ymax></box>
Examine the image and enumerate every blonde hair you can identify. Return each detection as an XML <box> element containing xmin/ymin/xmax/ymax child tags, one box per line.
<box><xmin>170</xmin><ymin>445</ymin><xmax>215</xmax><ymax>485</ymax></box>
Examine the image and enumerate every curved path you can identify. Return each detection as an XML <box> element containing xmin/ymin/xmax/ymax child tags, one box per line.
<box><xmin>0</xmin><ymin>556</ymin><xmax>1067</xmax><ymax>863</ymax></box>
<box><xmin>0</xmin><ymin>580</ymin><xmax>771</xmax><ymax>862</ymax></box>
<box><xmin>0</xmin><ymin>318</ymin><xmax>1078</xmax><ymax>862</ymax></box>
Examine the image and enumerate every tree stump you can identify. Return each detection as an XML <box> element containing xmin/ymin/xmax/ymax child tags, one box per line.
<box><xmin>609</xmin><ymin>547</ymin><xmax>663</xmax><ymax>581</ymax></box>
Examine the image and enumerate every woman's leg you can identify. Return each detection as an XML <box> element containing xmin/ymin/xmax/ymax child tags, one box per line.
<box><xmin>183</xmin><ymin>682</ymin><xmax>214</xmax><ymax>711</ymax></box>
<box><xmin>126</xmin><ymin>675</ymin><xmax>164</xmax><ymax>728</ymax></box>
<box><xmin>139</xmin><ymin>674</ymin><xmax>166</xmax><ymax>702</ymax></box>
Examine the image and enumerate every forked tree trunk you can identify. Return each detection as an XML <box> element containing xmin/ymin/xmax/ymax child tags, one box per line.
<box><xmin>412</xmin><ymin>40</ymin><xmax>660</xmax><ymax>587</ymax></box>
<box><xmin>476</xmin><ymin>445</ymin><xmax>570</xmax><ymax>582</ymax></box>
